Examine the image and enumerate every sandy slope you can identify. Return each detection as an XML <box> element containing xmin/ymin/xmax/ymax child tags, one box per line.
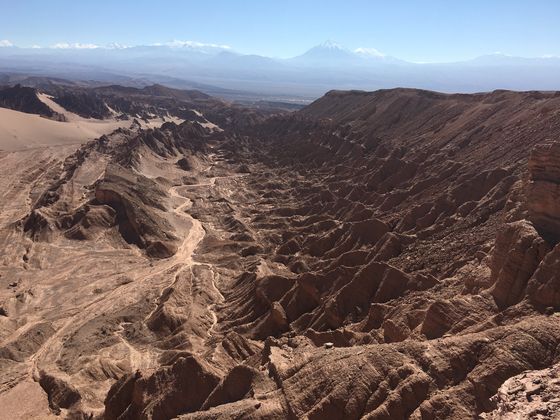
<box><xmin>0</xmin><ymin>94</ymin><xmax>182</xmax><ymax>152</ymax></box>
<box><xmin>0</xmin><ymin>107</ymin><xmax>129</xmax><ymax>151</ymax></box>
<box><xmin>37</xmin><ymin>93</ymin><xmax>94</xmax><ymax>122</ymax></box>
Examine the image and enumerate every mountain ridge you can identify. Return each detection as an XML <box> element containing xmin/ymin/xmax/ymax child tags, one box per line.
<box><xmin>4</xmin><ymin>41</ymin><xmax>560</xmax><ymax>99</ymax></box>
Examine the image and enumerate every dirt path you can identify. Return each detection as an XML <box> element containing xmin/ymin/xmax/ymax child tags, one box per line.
<box><xmin>168</xmin><ymin>185</ymin><xmax>204</xmax><ymax>262</ymax></box>
<box><xmin>168</xmin><ymin>179</ymin><xmax>226</xmax><ymax>340</ymax></box>
<box><xmin>206</xmin><ymin>268</ymin><xmax>225</xmax><ymax>336</ymax></box>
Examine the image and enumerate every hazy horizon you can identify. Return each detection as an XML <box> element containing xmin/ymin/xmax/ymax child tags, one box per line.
<box><xmin>1</xmin><ymin>38</ymin><xmax>559</xmax><ymax>64</ymax></box>
<box><xmin>2</xmin><ymin>1</ymin><xmax>560</xmax><ymax>100</ymax></box>
<box><xmin>1</xmin><ymin>0</ymin><xmax>559</xmax><ymax>62</ymax></box>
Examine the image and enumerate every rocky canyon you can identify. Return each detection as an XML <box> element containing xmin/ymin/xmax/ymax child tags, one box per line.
<box><xmin>1</xmin><ymin>85</ymin><xmax>560</xmax><ymax>419</ymax></box>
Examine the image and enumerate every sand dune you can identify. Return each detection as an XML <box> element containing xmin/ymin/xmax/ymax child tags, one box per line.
<box><xmin>0</xmin><ymin>93</ymin><xmax>182</xmax><ymax>151</ymax></box>
<box><xmin>0</xmin><ymin>107</ymin><xmax>129</xmax><ymax>151</ymax></box>
<box><xmin>37</xmin><ymin>93</ymin><xmax>89</xmax><ymax>122</ymax></box>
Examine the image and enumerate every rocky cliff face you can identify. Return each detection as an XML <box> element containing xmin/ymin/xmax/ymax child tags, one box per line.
<box><xmin>528</xmin><ymin>141</ymin><xmax>560</xmax><ymax>242</ymax></box>
<box><xmin>489</xmin><ymin>220</ymin><xmax>551</xmax><ymax>308</ymax></box>
<box><xmin>524</xmin><ymin>141</ymin><xmax>560</xmax><ymax>309</ymax></box>
<box><xmin>488</xmin><ymin>140</ymin><xmax>560</xmax><ymax>310</ymax></box>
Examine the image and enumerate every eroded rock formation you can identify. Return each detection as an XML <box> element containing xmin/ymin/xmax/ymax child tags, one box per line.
<box><xmin>2</xmin><ymin>87</ymin><xmax>560</xmax><ymax>419</ymax></box>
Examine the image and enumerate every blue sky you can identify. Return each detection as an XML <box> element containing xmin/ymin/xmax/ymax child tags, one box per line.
<box><xmin>1</xmin><ymin>0</ymin><xmax>559</xmax><ymax>61</ymax></box>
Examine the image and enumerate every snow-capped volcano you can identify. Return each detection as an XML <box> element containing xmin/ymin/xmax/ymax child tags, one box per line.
<box><xmin>290</xmin><ymin>40</ymin><xmax>391</xmax><ymax>66</ymax></box>
<box><xmin>291</xmin><ymin>40</ymin><xmax>361</xmax><ymax>66</ymax></box>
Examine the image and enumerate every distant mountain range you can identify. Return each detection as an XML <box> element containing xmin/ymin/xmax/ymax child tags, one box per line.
<box><xmin>1</xmin><ymin>40</ymin><xmax>560</xmax><ymax>100</ymax></box>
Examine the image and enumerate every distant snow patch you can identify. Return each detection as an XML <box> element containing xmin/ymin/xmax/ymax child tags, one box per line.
<box><xmin>354</xmin><ymin>47</ymin><xmax>385</xmax><ymax>57</ymax></box>
<box><xmin>152</xmin><ymin>40</ymin><xmax>231</xmax><ymax>50</ymax></box>
<box><xmin>51</xmin><ymin>42</ymin><xmax>100</xmax><ymax>49</ymax></box>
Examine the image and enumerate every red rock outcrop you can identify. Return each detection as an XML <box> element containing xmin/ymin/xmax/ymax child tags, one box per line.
<box><xmin>528</xmin><ymin>141</ymin><xmax>560</xmax><ymax>241</ymax></box>
<box><xmin>489</xmin><ymin>220</ymin><xmax>551</xmax><ymax>308</ymax></box>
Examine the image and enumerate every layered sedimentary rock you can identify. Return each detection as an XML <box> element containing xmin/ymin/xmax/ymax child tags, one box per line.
<box><xmin>104</xmin><ymin>356</ymin><xmax>220</xmax><ymax>420</ymax></box>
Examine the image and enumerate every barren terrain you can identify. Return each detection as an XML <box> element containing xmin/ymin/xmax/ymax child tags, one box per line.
<box><xmin>1</xmin><ymin>85</ymin><xmax>560</xmax><ymax>419</ymax></box>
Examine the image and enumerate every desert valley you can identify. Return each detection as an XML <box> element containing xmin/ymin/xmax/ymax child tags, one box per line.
<box><xmin>2</xmin><ymin>2</ymin><xmax>560</xmax><ymax>418</ymax></box>
<box><xmin>0</xmin><ymin>78</ymin><xmax>560</xmax><ymax>419</ymax></box>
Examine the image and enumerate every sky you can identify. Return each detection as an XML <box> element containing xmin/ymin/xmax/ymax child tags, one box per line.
<box><xmin>1</xmin><ymin>0</ymin><xmax>559</xmax><ymax>61</ymax></box>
